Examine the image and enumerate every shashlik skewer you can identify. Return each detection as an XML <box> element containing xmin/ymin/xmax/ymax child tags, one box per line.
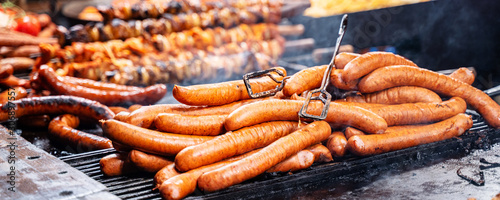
<box><xmin>44</xmin><ymin>23</ymin><xmax>281</xmax><ymax>63</ymax></box>
<box><xmin>40</xmin><ymin>37</ymin><xmax>284</xmax><ymax>86</ymax></box>
<box><xmin>67</xmin><ymin>8</ymin><xmax>280</xmax><ymax>43</ymax></box>
<box><xmin>97</xmin><ymin>0</ymin><xmax>283</xmax><ymax>21</ymax></box>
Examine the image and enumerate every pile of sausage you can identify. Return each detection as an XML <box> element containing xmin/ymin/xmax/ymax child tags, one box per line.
<box><xmin>95</xmin><ymin>52</ymin><xmax>499</xmax><ymax>199</ymax></box>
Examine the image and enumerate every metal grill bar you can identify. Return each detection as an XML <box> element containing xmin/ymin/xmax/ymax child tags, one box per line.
<box><xmin>60</xmin><ymin>110</ymin><xmax>499</xmax><ymax>200</ymax></box>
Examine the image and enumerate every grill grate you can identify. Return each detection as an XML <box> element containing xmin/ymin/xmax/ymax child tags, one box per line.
<box><xmin>60</xmin><ymin>110</ymin><xmax>500</xmax><ymax>200</ymax></box>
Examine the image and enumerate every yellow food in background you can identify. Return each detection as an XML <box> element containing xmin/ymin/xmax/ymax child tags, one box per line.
<box><xmin>304</xmin><ymin>0</ymin><xmax>430</xmax><ymax>17</ymax></box>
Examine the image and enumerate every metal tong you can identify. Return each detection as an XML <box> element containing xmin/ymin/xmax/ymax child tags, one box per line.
<box><xmin>243</xmin><ymin>67</ymin><xmax>288</xmax><ymax>98</ymax></box>
<box><xmin>298</xmin><ymin>14</ymin><xmax>349</xmax><ymax>120</ymax></box>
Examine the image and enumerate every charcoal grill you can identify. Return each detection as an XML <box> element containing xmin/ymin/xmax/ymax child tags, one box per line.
<box><xmin>58</xmin><ymin>110</ymin><xmax>500</xmax><ymax>200</ymax></box>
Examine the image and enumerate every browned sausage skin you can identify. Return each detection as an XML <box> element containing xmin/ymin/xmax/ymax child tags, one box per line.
<box><xmin>197</xmin><ymin>121</ymin><xmax>332</xmax><ymax>192</ymax></box>
<box><xmin>175</xmin><ymin>121</ymin><xmax>300</xmax><ymax>172</ymax></box>
<box><xmin>225</xmin><ymin>99</ymin><xmax>387</xmax><ymax>134</ymax></box>
<box><xmin>0</xmin><ymin>95</ymin><xmax>114</xmax><ymax>122</ymax></box>
<box><xmin>48</xmin><ymin>114</ymin><xmax>113</xmax><ymax>150</ymax></box>
<box><xmin>173</xmin><ymin>67</ymin><xmax>286</xmax><ymax>106</ymax></box>
<box><xmin>102</xmin><ymin>119</ymin><xmax>213</xmax><ymax>156</ymax></box>
<box><xmin>154</xmin><ymin>114</ymin><xmax>226</xmax><ymax>136</ymax></box>
<box><xmin>347</xmin><ymin>113</ymin><xmax>473</xmax><ymax>156</ymax></box>
<box><xmin>37</xmin><ymin>65</ymin><xmax>167</xmax><ymax>106</ymax></box>
<box><xmin>342</xmin><ymin>51</ymin><xmax>417</xmax><ymax>82</ymax></box>
<box><xmin>358</xmin><ymin>65</ymin><xmax>500</xmax><ymax>128</ymax></box>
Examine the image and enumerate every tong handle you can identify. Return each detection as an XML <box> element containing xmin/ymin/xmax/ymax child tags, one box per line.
<box><xmin>299</xmin><ymin>14</ymin><xmax>348</xmax><ymax>120</ymax></box>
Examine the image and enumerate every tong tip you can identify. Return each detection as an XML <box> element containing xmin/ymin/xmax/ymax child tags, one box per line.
<box><xmin>340</xmin><ymin>14</ymin><xmax>348</xmax><ymax>31</ymax></box>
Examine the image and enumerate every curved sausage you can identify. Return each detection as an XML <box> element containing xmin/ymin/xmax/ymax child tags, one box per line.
<box><xmin>225</xmin><ymin>99</ymin><xmax>387</xmax><ymax>134</ymax></box>
<box><xmin>159</xmin><ymin>149</ymin><xmax>259</xmax><ymax>200</ymax></box>
<box><xmin>342</xmin><ymin>52</ymin><xmax>417</xmax><ymax>82</ymax></box>
<box><xmin>48</xmin><ymin>114</ymin><xmax>112</xmax><ymax>150</ymax></box>
<box><xmin>283</xmin><ymin>65</ymin><xmax>326</xmax><ymax>97</ymax></box>
<box><xmin>0</xmin><ymin>64</ymin><xmax>14</xmax><ymax>79</ymax></box>
<box><xmin>154</xmin><ymin>164</ymin><xmax>180</xmax><ymax>190</ymax></box>
<box><xmin>0</xmin><ymin>57</ymin><xmax>34</xmax><ymax>72</ymax></box>
<box><xmin>128</xmin><ymin>150</ymin><xmax>173</xmax><ymax>173</ymax></box>
<box><xmin>37</xmin><ymin>65</ymin><xmax>167</xmax><ymax>106</ymax></box>
<box><xmin>0</xmin><ymin>86</ymin><xmax>28</xmax><ymax>105</ymax></box>
<box><xmin>358</xmin><ymin>65</ymin><xmax>500</xmax><ymax>128</ymax></box>
<box><xmin>344</xmin><ymin>127</ymin><xmax>365</xmax><ymax>139</ymax></box>
<box><xmin>305</xmin><ymin>143</ymin><xmax>333</xmax><ymax>162</ymax></box>
<box><xmin>338</xmin><ymin>86</ymin><xmax>442</xmax><ymax>104</ymax></box>
<box><xmin>172</xmin><ymin>67</ymin><xmax>286</xmax><ymax>106</ymax></box>
<box><xmin>61</xmin><ymin>76</ymin><xmax>143</xmax><ymax>91</ymax></box>
<box><xmin>99</xmin><ymin>153</ymin><xmax>137</xmax><ymax>176</ymax></box>
<box><xmin>102</xmin><ymin>119</ymin><xmax>214</xmax><ymax>156</ymax></box>
<box><xmin>0</xmin><ymin>95</ymin><xmax>114</xmax><ymax>122</ymax></box>
<box><xmin>326</xmin><ymin>131</ymin><xmax>347</xmax><ymax>158</ymax></box>
<box><xmin>18</xmin><ymin>115</ymin><xmax>51</xmax><ymax>129</ymax></box>
<box><xmin>330</xmin><ymin>69</ymin><xmax>358</xmax><ymax>90</ymax></box>
<box><xmin>448</xmin><ymin>67</ymin><xmax>475</xmax><ymax>85</ymax></box>
<box><xmin>0</xmin><ymin>75</ymin><xmax>30</xmax><ymax>88</ymax></box>
<box><xmin>154</xmin><ymin>113</ymin><xmax>226</xmax><ymax>136</ymax></box>
<box><xmin>197</xmin><ymin>121</ymin><xmax>332</xmax><ymax>192</ymax></box>
<box><xmin>334</xmin><ymin>52</ymin><xmax>360</xmax><ymax>70</ymax></box>
<box><xmin>266</xmin><ymin>150</ymin><xmax>315</xmax><ymax>173</ymax></box>
<box><xmin>109</xmin><ymin>106</ymin><xmax>129</xmax><ymax>115</ymax></box>
<box><xmin>366</xmin><ymin>97</ymin><xmax>466</xmax><ymax>126</ymax></box>
<box><xmin>283</xmin><ymin>53</ymin><xmax>360</xmax><ymax>96</ymax></box>
<box><xmin>174</xmin><ymin>121</ymin><xmax>300</xmax><ymax>172</ymax></box>
<box><xmin>347</xmin><ymin>113</ymin><xmax>473</xmax><ymax>156</ymax></box>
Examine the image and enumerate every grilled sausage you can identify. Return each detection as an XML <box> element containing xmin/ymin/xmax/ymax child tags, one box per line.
<box><xmin>172</xmin><ymin>67</ymin><xmax>286</xmax><ymax>106</ymax></box>
<box><xmin>99</xmin><ymin>153</ymin><xmax>137</xmax><ymax>176</ymax></box>
<box><xmin>283</xmin><ymin>53</ymin><xmax>360</xmax><ymax>96</ymax></box>
<box><xmin>154</xmin><ymin>164</ymin><xmax>181</xmax><ymax>190</ymax></box>
<box><xmin>121</xmin><ymin>98</ymin><xmax>264</xmax><ymax>128</ymax></box>
<box><xmin>48</xmin><ymin>114</ymin><xmax>112</xmax><ymax>150</ymax></box>
<box><xmin>305</xmin><ymin>143</ymin><xmax>333</xmax><ymax>162</ymax></box>
<box><xmin>0</xmin><ymin>87</ymin><xmax>28</xmax><ymax>105</ymax></box>
<box><xmin>330</xmin><ymin>69</ymin><xmax>358</xmax><ymax>90</ymax></box>
<box><xmin>3</xmin><ymin>45</ymin><xmax>40</xmax><ymax>58</ymax></box>
<box><xmin>225</xmin><ymin>99</ymin><xmax>387</xmax><ymax>134</ymax></box>
<box><xmin>17</xmin><ymin>115</ymin><xmax>51</xmax><ymax>129</ymax></box>
<box><xmin>155</xmin><ymin>113</ymin><xmax>226</xmax><ymax>136</ymax></box>
<box><xmin>102</xmin><ymin>119</ymin><xmax>213</xmax><ymax>156</ymax></box>
<box><xmin>37</xmin><ymin>65</ymin><xmax>167</xmax><ymax>106</ymax></box>
<box><xmin>326</xmin><ymin>131</ymin><xmax>347</xmax><ymax>158</ymax></box>
<box><xmin>448</xmin><ymin>67</ymin><xmax>475</xmax><ymax>85</ymax></box>
<box><xmin>266</xmin><ymin>150</ymin><xmax>315</xmax><ymax>173</ymax></box>
<box><xmin>61</xmin><ymin>76</ymin><xmax>143</xmax><ymax>91</ymax></box>
<box><xmin>358</xmin><ymin>65</ymin><xmax>500</xmax><ymax>128</ymax></box>
<box><xmin>159</xmin><ymin>149</ymin><xmax>259</xmax><ymax>200</ymax></box>
<box><xmin>334</xmin><ymin>52</ymin><xmax>360</xmax><ymax>70</ymax></box>
<box><xmin>365</xmin><ymin>97</ymin><xmax>466</xmax><ymax>126</ymax></box>
<box><xmin>344</xmin><ymin>127</ymin><xmax>365</xmax><ymax>139</ymax></box>
<box><xmin>0</xmin><ymin>75</ymin><xmax>30</xmax><ymax>88</ymax></box>
<box><xmin>109</xmin><ymin>106</ymin><xmax>129</xmax><ymax>115</ymax></box>
<box><xmin>342</xmin><ymin>52</ymin><xmax>417</xmax><ymax>82</ymax></box>
<box><xmin>0</xmin><ymin>95</ymin><xmax>114</xmax><ymax>122</ymax></box>
<box><xmin>174</xmin><ymin>121</ymin><xmax>300</xmax><ymax>172</ymax></box>
<box><xmin>347</xmin><ymin>113</ymin><xmax>473</xmax><ymax>156</ymax></box>
<box><xmin>338</xmin><ymin>86</ymin><xmax>442</xmax><ymax>104</ymax></box>
<box><xmin>0</xmin><ymin>64</ymin><xmax>14</xmax><ymax>79</ymax></box>
<box><xmin>128</xmin><ymin>150</ymin><xmax>173</xmax><ymax>173</ymax></box>
<box><xmin>197</xmin><ymin>121</ymin><xmax>332</xmax><ymax>192</ymax></box>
